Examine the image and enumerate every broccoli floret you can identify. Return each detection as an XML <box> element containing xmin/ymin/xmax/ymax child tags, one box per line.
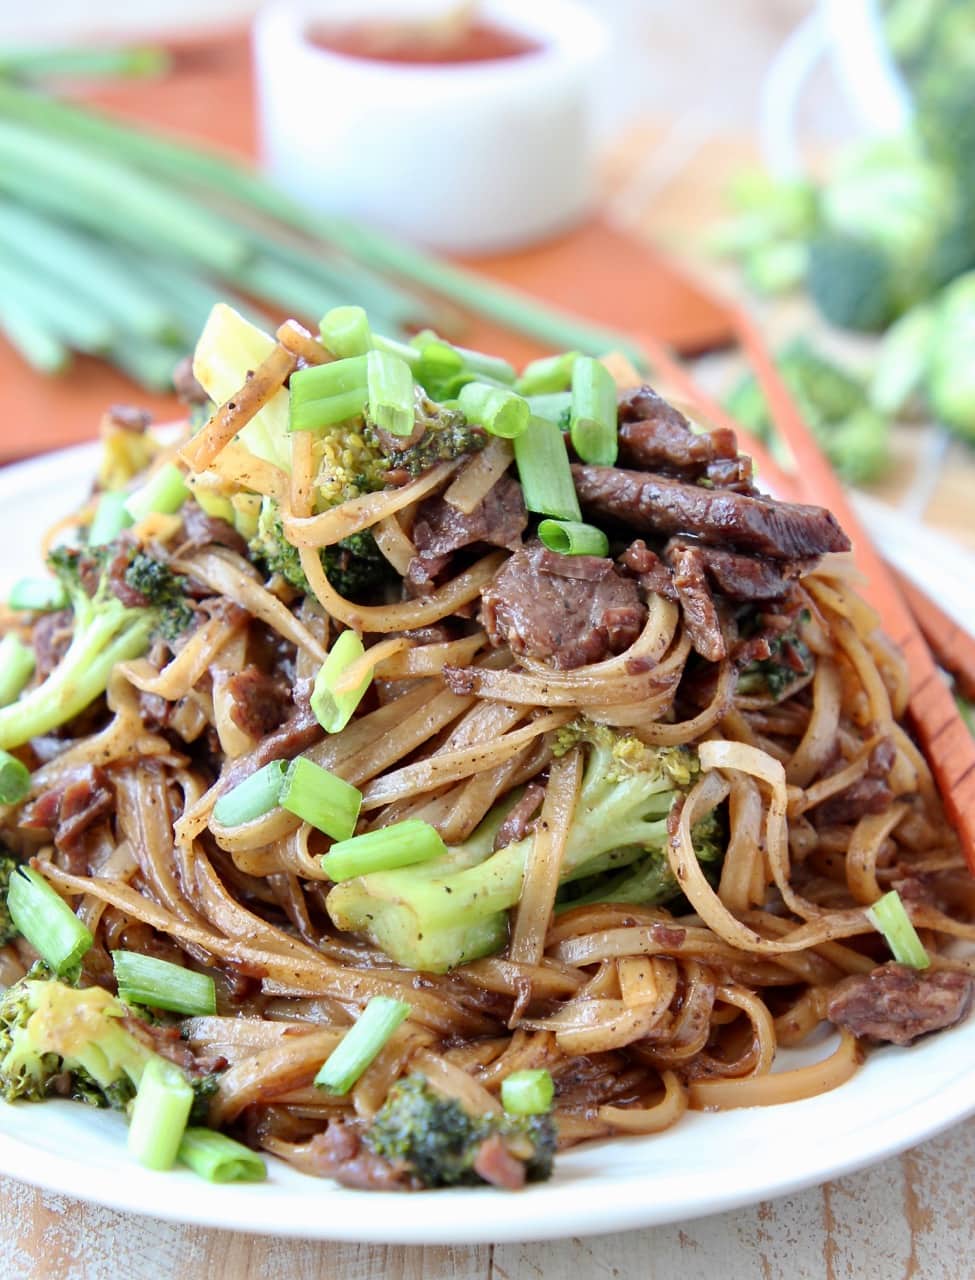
<box><xmin>737</xmin><ymin>624</ymin><xmax>813</xmax><ymax>699</ymax></box>
<box><xmin>188</xmin><ymin>1070</ymin><xmax>222</xmax><ymax>1126</ymax></box>
<box><xmin>926</xmin><ymin>270</ymin><xmax>975</xmax><ymax>444</ymax></box>
<box><xmin>326</xmin><ymin>723</ymin><xmax>704</xmax><ymax>972</ymax></box>
<box><xmin>366</xmin><ymin>393</ymin><xmax>486</xmax><ymax>478</ymax></box>
<box><xmin>806</xmin><ymin>234</ymin><xmax>905</xmax><ymax>332</ymax></box>
<box><xmin>0</xmin><ymin>853</ymin><xmax>21</xmax><ymax>946</ymax></box>
<box><xmin>123</xmin><ymin>552</ymin><xmax>195</xmax><ymax>642</ymax></box>
<box><xmin>0</xmin><ymin>542</ymin><xmax>193</xmax><ymax>751</ymax></box>
<box><xmin>366</xmin><ymin>1073</ymin><xmax>555</xmax><ymax>1188</ymax></box>
<box><xmin>247</xmin><ymin>498</ymin><xmax>394</xmax><ymax>600</ymax></box>
<box><xmin>0</xmin><ymin>975</ymin><xmax>164</xmax><ymax>1105</ymax></box>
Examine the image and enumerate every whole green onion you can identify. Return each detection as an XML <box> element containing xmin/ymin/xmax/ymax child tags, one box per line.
<box><xmin>320</xmin><ymin>304</ymin><xmax>372</xmax><ymax>358</ymax></box>
<box><xmin>458</xmin><ymin>382</ymin><xmax>530</xmax><ymax>439</ymax></box>
<box><xmin>7</xmin><ymin>866</ymin><xmax>92</xmax><ymax>975</ymax></box>
<box><xmin>501</xmin><ymin>1069</ymin><xmax>555</xmax><ymax>1115</ymax></box>
<box><xmin>0</xmin><ymin>46</ymin><xmax>170</xmax><ymax>81</ymax></box>
<box><xmin>512</xmin><ymin>415</ymin><xmax>581</xmax><ymax>521</ymax></box>
<box><xmin>0</xmin><ymin>633</ymin><xmax>36</xmax><ymax>707</ymax></box>
<box><xmin>314</xmin><ymin>996</ymin><xmax>412</xmax><ymax>1094</ymax></box>
<box><xmin>866</xmin><ymin>890</ymin><xmax>929</xmax><ymax>969</ymax></box>
<box><xmin>321</xmin><ymin>819</ymin><xmax>448</xmax><ymax>882</ymax></box>
<box><xmin>310</xmin><ymin>630</ymin><xmax>371</xmax><ymax>734</ymax></box>
<box><xmin>127</xmin><ymin>1057</ymin><xmax>194</xmax><ymax>1171</ymax></box>
<box><xmin>8</xmin><ymin>577</ymin><xmax>68</xmax><ymax>612</ymax></box>
<box><xmin>537</xmin><ymin>519</ymin><xmax>609</xmax><ymax>558</ymax></box>
<box><xmin>517</xmin><ymin>351</ymin><xmax>579</xmax><ymax>396</ymax></box>
<box><xmin>112</xmin><ymin>950</ymin><xmax>216</xmax><ymax>1017</ymax></box>
<box><xmin>366</xmin><ymin>348</ymin><xmax>415</xmax><ymax>437</ymax></box>
<box><xmin>124</xmin><ymin>462</ymin><xmax>189</xmax><ymax>524</ymax></box>
<box><xmin>88</xmin><ymin>491</ymin><xmax>133</xmax><ymax>547</ymax></box>
<box><xmin>212</xmin><ymin>760</ymin><xmax>288</xmax><ymax>828</ymax></box>
<box><xmin>0</xmin><ymin>294</ymin><xmax>70</xmax><ymax>375</ymax></box>
<box><xmin>279</xmin><ymin>757</ymin><xmax>362</xmax><ymax>841</ymax></box>
<box><xmin>178</xmin><ymin>1128</ymin><xmax>267</xmax><ymax>1183</ymax></box>
<box><xmin>569</xmin><ymin>357</ymin><xmax>618</xmax><ymax>465</ymax></box>
<box><xmin>0</xmin><ymin>749</ymin><xmax>31</xmax><ymax>805</ymax></box>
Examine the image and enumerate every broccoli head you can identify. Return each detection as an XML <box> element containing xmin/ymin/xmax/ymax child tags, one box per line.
<box><xmin>247</xmin><ymin>498</ymin><xmax>395</xmax><ymax>600</ymax></box>
<box><xmin>806</xmin><ymin>234</ymin><xmax>905</xmax><ymax>332</ymax></box>
<box><xmin>0</xmin><ymin>853</ymin><xmax>21</xmax><ymax>946</ymax></box>
<box><xmin>326</xmin><ymin>723</ymin><xmax>707</xmax><ymax>972</ymax></box>
<box><xmin>366</xmin><ymin>1073</ymin><xmax>555</xmax><ymax>1188</ymax></box>
<box><xmin>737</xmin><ymin>617</ymin><xmax>813</xmax><ymax>700</ymax></box>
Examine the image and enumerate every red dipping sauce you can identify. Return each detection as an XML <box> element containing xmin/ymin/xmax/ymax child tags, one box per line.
<box><xmin>307</xmin><ymin>19</ymin><xmax>543</xmax><ymax>66</ymax></box>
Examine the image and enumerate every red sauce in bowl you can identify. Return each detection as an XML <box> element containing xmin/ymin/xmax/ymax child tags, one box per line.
<box><xmin>307</xmin><ymin>19</ymin><xmax>543</xmax><ymax>66</ymax></box>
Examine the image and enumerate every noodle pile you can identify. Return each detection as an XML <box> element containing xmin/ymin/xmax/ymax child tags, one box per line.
<box><xmin>2</xmin><ymin>325</ymin><xmax>973</xmax><ymax>1191</ymax></box>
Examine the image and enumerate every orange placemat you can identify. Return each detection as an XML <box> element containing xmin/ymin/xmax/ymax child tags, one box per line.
<box><xmin>1</xmin><ymin>31</ymin><xmax>733</xmax><ymax>460</ymax></box>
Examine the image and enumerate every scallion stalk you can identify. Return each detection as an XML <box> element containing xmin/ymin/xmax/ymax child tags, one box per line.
<box><xmin>212</xmin><ymin>760</ymin><xmax>288</xmax><ymax>828</ymax></box>
<box><xmin>0</xmin><ymin>46</ymin><xmax>170</xmax><ymax>80</ymax></box>
<box><xmin>112</xmin><ymin>950</ymin><xmax>217</xmax><ymax>1017</ymax></box>
<box><xmin>321</xmin><ymin>819</ymin><xmax>447</xmax><ymax>881</ymax></box>
<box><xmin>0</xmin><ymin>749</ymin><xmax>31</xmax><ymax>805</ymax></box>
<box><xmin>512</xmin><ymin>415</ymin><xmax>581</xmax><ymax>521</ymax></box>
<box><xmin>279</xmin><ymin>757</ymin><xmax>362</xmax><ymax>841</ymax></box>
<box><xmin>177</xmin><ymin>1128</ymin><xmax>267</xmax><ymax>1183</ymax></box>
<box><xmin>127</xmin><ymin>1057</ymin><xmax>194</xmax><ymax>1171</ymax></box>
<box><xmin>124</xmin><ymin>462</ymin><xmax>189</xmax><ymax>524</ymax></box>
<box><xmin>501</xmin><ymin>1068</ymin><xmax>554</xmax><ymax>1115</ymax></box>
<box><xmin>6</xmin><ymin>866</ymin><xmax>92</xmax><ymax>975</ymax></box>
<box><xmin>458</xmin><ymin>382</ymin><xmax>530</xmax><ymax>439</ymax></box>
<box><xmin>366</xmin><ymin>349</ymin><xmax>415</xmax><ymax>438</ymax></box>
<box><xmin>8</xmin><ymin>578</ymin><xmax>68</xmax><ymax>612</ymax></box>
<box><xmin>314</xmin><ymin>996</ymin><xmax>411</xmax><ymax>1094</ymax></box>
<box><xmin>866</xmin><ymin>890</ymin><xmax>930</xmax><ymax>969</ymax></box>
<box><xmin>0</xmin><ymin>633</ymin><xmax>36</xmax><ymax>707</ymax></box>
<box><xmin>569</xmin><ymin>357</ymin><xmax>618</xmax><ymax>465</ymax></box>
<box><xmin>517</xmin><ymin>351</ymin><xmax>579</xmax><ymax>396</ymax></box>
<box><xmin>310</xmin><ymin>631</ymin><xmax>371</xmax><ymax>734</ymax></box>
<box><xmin>88</xmin><ymin>490</ymin><xmax>133</xmax><ymax>547</ymax></box>
<box><xmin>320</xmin><ymin>305</ymin><xmax>372</xmax><ymax>358</ymax></box>
<box><xmin>537</xmin><ymin>519</ymin><xmax>609</xmax><ymax>558</ymax></box>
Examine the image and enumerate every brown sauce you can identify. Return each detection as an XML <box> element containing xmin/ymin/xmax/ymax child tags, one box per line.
<box><xmin>307</xmin><ymin>18</ymin><xmax>543</xmax><ymax>66</ymax></box>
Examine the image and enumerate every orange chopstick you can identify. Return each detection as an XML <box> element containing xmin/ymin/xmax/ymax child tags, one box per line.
<box><xmin>891</xmin><ymin>567</ymin><xmax>975</xmax><ymax>703</ymax></box>
<box><xmin>731</xmin><ymin>304</ymin><xmax>975</xmax><ymax>872</ymax></box>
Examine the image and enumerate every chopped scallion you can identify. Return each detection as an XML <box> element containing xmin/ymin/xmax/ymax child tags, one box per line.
<box><xmin>366</xmin><ymin>348</ymin><xmax>415</xmax><ymax>437</ymax></box>
<box><xmin>569</xmin><ymin>356</ymin><xmax>618</xmax><ymax>465</ymax></box>
<box><xmin>178</xmin><ymin>1127</ymin><xmax>267</xmax><ymax>1183</ymax></box>
<box><xmin>279</xmin><ymin>757</ymin><xmax>361</xmax><ymax>841</ymax></box>
<box><xmin>866</xmin><ymin>890</ymin><xmax>930</xmax><ymax>969</ymax></box>
<box><xmin>310</xmin><ymin>629</ymin><xmax>371</xmax><ymax>734</ymax></box>
<box><xmin>526</xmin><ymin>391</ymin><xmax>571</xmax><ymax>425</ymax></box>
<box><xmin>7</xmin><ymin>865</ymin><xmax>92</xmax><ymax>975</ymax></box>
<box><xmin>319</xmin><ymin>304</ymin><xmax>372</xmax><ymax>358</ymax></box>
<box><xmin>8</xmin><ymin>577</ymin><xmax>68</xmax><ymax>612</ymax></box>
<box><xmin>127</xmin><ymin>1057</ymin><xmax>194</xmax><ymax>1171</ymax></box>
<box><xmin>512</xmin><ymin>415</ymin><xmax>581</xmax><ymax>521</ymax></box>
<box><xmin>112</xmin><ymin>950</ymin><xmax>217</xmax><ymax>1017</ymax></box>
<box><xmin>124</xmin><ymin>462</ymin><xmax>189</xmax><ymax>523</ymax></box>
<box><xmin>501</xmin><ymin>1068</ymin><xmax>554</xmax><ymax>1115</ymax></box>
<box><xmin>88</xmin><ymin>490</ymin><xmax>133</xmax><ymax>547</ymax></box>
<box><xmin>314</xmin><ymin>996</ymin><xmax>411</xmax><ymax>1094</ymax></box>
<box><xmin>0</xmin><ymin>633</ymin><xmax>35</xmax><ymax>707</ymax></box>
<box><xmin>458</xmin><ymin>381</ymin><xmax>530</xmax><ymax>439</ymax></box>
<box><xmin>372</xmin><ymin>332</ymin><xmax>421</xmax><ymax>367</ymax></box>
<box><xmin>289</xmin><ymin>354</ymin><xmax>369</xmax><ymax>431</ymax></box>
<box><xmin>537</xmin><ymin>519</ymin><xmax>609</xmax><ymax>558</ymax></box>
<box><xmin>0</xmin><ymin>748</ymin><xmax>30</xmax><ymax>805</ymax></box>
<box><xmin>212</xmin><ymin>759</ymin><xmax>288</xmax><ymax>827</ymax></box>
<box><xmin>517</xmin><ymin>351</ymin><xmax>579</xmax><ymax>396</ymax></box>
<box><xmin>321</xmin><ymin>819</ymin><xmax>447</xmax><ymax>881</ymax></box>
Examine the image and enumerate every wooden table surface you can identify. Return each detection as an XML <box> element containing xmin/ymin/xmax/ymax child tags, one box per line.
<box><xmin>2</xmin><ymin>121</ymin><xmax>975</xmax><ymax>1280</ymax></box>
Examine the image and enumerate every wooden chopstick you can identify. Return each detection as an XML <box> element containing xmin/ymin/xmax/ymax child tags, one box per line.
<box><xmin>730</xmin><ymin>304</ymin><xmax>975</xmax><ymax>872</ymax></box>
<box><xmin>890</xmin><ymin>566</ymin><xmax>975</xmax><ymax>703</ymax></box>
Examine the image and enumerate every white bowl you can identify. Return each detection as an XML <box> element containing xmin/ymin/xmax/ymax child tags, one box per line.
<box><xmin>253</xmin><ymin>0</ymin><xmax>609</xmax><ymax>255</ymax></box>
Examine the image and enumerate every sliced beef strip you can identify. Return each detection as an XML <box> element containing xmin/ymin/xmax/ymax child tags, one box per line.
<box><xmin>479</xmin><ymin>542</ymin><xmax>646</xmax><ymax>670</ymax></box>
<box><xmin>220</xmin><ymin>680</ymin><xmax>323</xmax><ymax>791</ymax></box>
<box><xmin>412</xmin><ymin>473</ymin><xmax>528</xmax><ymax>558</ymax></box>
<box><xmin>827</xmin><ymin>963</ymin><xmax>974</xmax><ymax>1045</ymax></box>
<box><xmin>667</xmin><ymin>542</ymin><xmax>727</xmax><ymax>662</ymax></box>
<box><xmin>572</xmin><ymin>465</ymin><xmax>851</xmax><ymax>560</ymax></box>
<box><xmin>704</xmin><ymin>454</ymin><xmax>755</xmax><ymax>492</ymax></box>
<box><xmin>618</xmin><ymin>387</ymin><xmax>734</xmax><ymax>470</ymax></box>
<box><xmin>618</xmin><ymin>540</ymin><xmax>678</xmax><ymax>601</ymax></box>
<box><xmin>493</xmin><ymin>783</ymin><xmax>545</xmax><ymax>851</ymax></box>
<box><xmin>31</xmin><ymin>610</ymin><xmax>74</xmax><ymax>680</ymax></box>
<box><xmin>173</xmin><ymin>355</ymin><xmax>209</xmax><ymax>407</ymax></box>
<box><xmin>296</xmin><ymin>1120</ymin><xmax>410</xmax><ymax>1190</ymax></box>
<box><xmin>178</xmin><ymin>501</ymin><xmax>249</xmax><ymax>557</ymax></box>
<box><xmin>472</xmin><ymin>1134</ymin><xmax>527</xmax><ymax>1190</ymax></box>
<box><xmin>21</xmin><ymin>765</ymin><xmax>114</xmax><ymax>864</ymax></box>
<box><xmin>222</xmin><ymin>665</ymin><xmax>293</xmax><ymax>740</ymax></box>
<box><xmin>813</xmin><ymin>739</ymin><xmax>897</xmax><ymax>826</ymax></box>
<box><xmin>665</xmin><ymin>539</ymin><xmax>815</xmax><ymax>601</ymax></box>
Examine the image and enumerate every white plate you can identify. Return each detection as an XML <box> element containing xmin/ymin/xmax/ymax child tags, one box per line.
<box><xmin>0</xmin><ymin>443</ymin><xmax>972</xmax><ymax>1245</ymax></box>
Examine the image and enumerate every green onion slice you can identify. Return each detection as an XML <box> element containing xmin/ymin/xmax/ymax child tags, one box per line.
<box><xmin>212</xmin><ymin>760</ymin><xmax>288</xmax><ymax>828</ymax></box>
<box><xmin>0</xmin><ymin>748</ymin><xmax>30</xmax><ymax>805</ymax></box>
<box><xmin>311</xmin><ymin>630</ymin><xmax>371</xmax><ymax>734</ymax></box>
<box><xmin>526</xmin><ymin>391</ymin><xmax>572</xmax><ymax>425</ymax></box>
<box><xmin>8</xmin><ymin>577</ymin><xmax>68</xmax><ymax>612</ymax></box>
<box><xmin>320</xmin><ymin>304</ymin><xmax>372</xmax><ymax>358</ymax></box>
<box><xmin>366</xmin><ymin>348</ymin><xmax>415</xmax><ymax>438</ymax></box>
<box><xmin>569</xmin><ymin>356</ymin><xmax>618</xmax><ymax>465</ymax></box>
<box><xmin>866</xmin><ymin>890</ymin><xmax>930</xmax><ymax>969</ymax></box>
<box><xmin>7</xmin><ymin>866</ymin><xmax>92</xmax><ymax>976</ymax></box>
<box><xmin>501</xmin><ymin>1068</ymin><xmax>555</xmax><ymax>1115</ymax></box>
<box><xmin>517</xmin><ymin>351</ymin><xmax>579</xmax><ymax>396</ymax></box>
<box><xmin>279</xmin><ymin>757</ymin><xmax>362</xmax><ymax>841</ymax></box>
<box><xmin>124</xmin><ymin>462</ymin><xmax>189</xmax><ymax>523</ymax></box>
<box><xmin>289</xmin><ymin>355</ymin><xmax>369</xmax><ymax>432</ymax></box>
<box><xmin>178</xmin><ymin>1128</ymin><xmax>267</xmax><ymax>1183</ymax></box>
<box><xmin>0</xmin><ymin>633</ymin><xmax>35</xmax><ymax>708</ymax></box>
<box><xmin>314</xmin><ymin>996</ymin><xmax>412</xmax><ymax>1094</ymax></box>
<box><xmin>458</xmin><ymin>381</ymin><xmax>530</xmax><ymax>439</ymax></box>
<box><xmin>127</xmin><ymin>1057</ymin><xmax>194</xmax><ymax>1171</ymax></box>
<box><xmin>512</xmin><ymin>415</ymin><xmax>581</xmax><ymax>521</ymax></box>
<box><xmin>537</xmin><ymin>519</ymin><xmax>609</xmax><ymax>558</ymax></box>
<box><xmin>321</xmin><ymin>819</ymin><xmax>447</xmax><ymax>881</ymax></box>
<box><xmin>88</xmin><ymin>491</ymin><xmax>133</xmax><ymax>547</ymax></box>
<box><xmin>112</xmin><ymin>950</ymin><xmax>217</xmax><ymax>1017</ymax></box>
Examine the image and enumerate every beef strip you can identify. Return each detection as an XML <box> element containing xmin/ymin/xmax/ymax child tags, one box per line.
<box><xmin>31</xmin><ymin>610</ymin><xmax>74</xmax><ymax>679</ymax></box>
<box><xmin>572</xmin><ymin>465</ymin><xmax>850</xmax><ymax>560</ymax></box>
<box><xmin>296</xmin><ymin>1120</ymin><xmax>409</xmax><ymax>1190</ymax></box>
<box><xmin>813</xmin><ymin>739</ymin><xmax>897</xmax><ymax>826</ymax></box>
<box><xmin>178</xmin><ymin>501</ymin><xmax>249</xmax><ymax>557</ymax></box>
<box><xmin>412</xmin><ymin>474</ymin><xmax>527</xmax><ymax>559</ymax></box>
<box><xmin>667</xmin><ymin>542</ymin><xmax>727</xmax><ymax>662</ymax></box>
<box><xmin>665</xmin><ymin>539</ymin><xmax>815</xmax><ymax>601</ymax></box>
<box><xmin>618</xmin><ymin>387</ymin><xmax>733</xmax><ymax>470</ymax></box>
<box><xmin>220</xmin><ymin>680</ymin><xmax>323</xmax><ymax>791</ymax></box>
<box><xmin>104</xmin><ymin>404</ymin><xmax>152</xmax><ymax>433</ymax></box>
<box><xmin>173</xmin><ymin>355</ymin><xmax>209</xmax><ymax>407</ymax></box>
<box><xmin>479</xmin><ymin>542</ymin><xmax>646</xmax><ymax>670</ymax></box>
<box><xmin>493</xmin><ymin>784</ymin><xmax>545</xmax><ymax>851</ymax></box>
<box><xmin>21</xmin><ymin>765</ymin><xmax>114</xmax><ymax>865</ymax></box>
<box><xmin>472</xmin><ymin>1134</ymin><xmax>527</xmax><ymax>1190</ymax></box>
<box><xmin>222</xmin><ymin>666</ymin><xmax>292</xmax><ymax>739</ymax></box>
<box><xmin>705</xmin><ymin>455</ymin><xmax>755</xmax><ymax>491</ymax></box>
<box><xmin>827</xmin><ymin>963</ymin><xmax>974</xmax><ymax>1045</ymax></box>
<box><xmin>618</xmin><ymin>540</ymin><xmax>678</xmax><ymax>601</ymax></box>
